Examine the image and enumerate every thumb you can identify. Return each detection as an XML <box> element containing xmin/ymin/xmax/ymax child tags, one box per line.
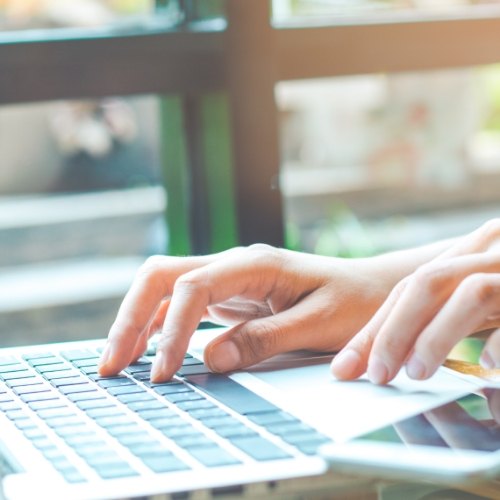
<box><xmin>204</xmin><ymin>293</ymin><xmax>330</xmax><ymax>372</ymax></box>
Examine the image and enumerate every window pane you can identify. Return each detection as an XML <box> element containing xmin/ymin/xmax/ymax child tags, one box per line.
<box><xmin>0</xmin><ymin>0</ymin><xmax>182</xmax><ymax>31</ymax></box>
<box><xmin>0</xmin><ymin>95</ymin><xmax>166</xmax><ymax>346</ymax></box>
<box><xmin>273</xmin><ymin>0</ymin><xmax>500</xmax><ymax>22</ymax></box>
<box><xmin>278</xmin><ymin>66</ymin><xmax>500</xmax><ymax>257</ymax></box>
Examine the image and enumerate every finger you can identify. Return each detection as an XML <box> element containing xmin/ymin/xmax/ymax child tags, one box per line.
<box><xmin>481</xmin><ymin>327</ymin><xmax>500</xmax><ymax>370</ymax></box>
<box><xmin>99</xmin><ymin>253</ymin><xmax>220</xmax><ymax>376</ymax></box>
<box><xmin>150</xmin><ymin>249</ymin><xmax>284</xmax><ymax>381</ymax></box>
<box><xmin>406</xmin><ymin>273</ymin><xmax>500</xmax><ymax>380</ymax></box>
<box><xmin>439</xmin><ymin>218</ymin><xmax>500</xmax><ymax>259</ymax></box>
<box><xmin>204</xmin><ymin>290</ymin><xmax>338</xmax><ymax>373</ymax></box>
<box><xmin>367</xmin><ymin>253</ymin><xmax>500</xmax><ymax>385</ymax></box>
<box><xmin>330</xmin><ymin>278</ymin><xmax>408</xmax><ymax>380</ymax></box>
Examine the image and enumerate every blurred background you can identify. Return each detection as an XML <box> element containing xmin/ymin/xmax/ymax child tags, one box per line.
<box><xmin>0</xmin><ymin>0</ymin><xmax>497</xmax><ymax>362</ymax></box>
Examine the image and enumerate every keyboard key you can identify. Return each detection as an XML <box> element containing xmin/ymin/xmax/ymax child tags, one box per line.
<box><xmin>115</xmin><ymin>431</ymin><xmax>155</xmax><ymax>447</ymax></box>
<box><xmin>13</xmin><ymin>384</ymin><xmax>51</xmax><ymax>396</ymax></box>
<box><xmin>72</xmin><ymin>359</ymin><xmax>100</xmax><ymax>368</ymax></box>
<box><xmin>53</xmin><ymin>426</ymin><xmax>95</xmax><ymax>439</ymax></box>
<box><xmin>0</xmin><ymin>401</ymin><xmax>23</xmax><ymax>412</ymax></box>
<box><xmin>51</xmin><ymin>376</ymin><xmax>90</xmax><ymax>387</ymax></box>
<box><xmin>15</xmin><ymin>419</ymin><xmax>37</xmax><ymax>430</ymax></box>
<box><xmin>127</xmin><ymin>442</ymin><xmax>170</xmax><ymax>457</ymax></box>
<box><xmin>29</xmin><ymin>399</ymin><xmax>67</xmax><ymax>411</ymax></box>
<box><xmin>201</xmin><ymin>416</ymin><xmax>240</xmax><ymax>429</ymax></box>
<box><xmin>63</xmin><ymin>434</ymin><xmax>107</xmax><ymax>448</ymax></box>
<box><xmin>189</xmin><ymin>445</ymin><xmax>240</xmax><ymax>467</ymax></box>
<box><xmin>189</xmin><ymin>408</ymin><xmax>227</xmax><ymax>420</ymax></box>
<box><xmin>0</xmin><ymin>364</ymin><xmax>27</xmax><ymax>374</ymax></box>
<box><xmin>23</xmin><ymin>353</ymin><xmax>54</xmax><ymax>361</ymax></box>
<box><xmin>1</xmin><ymin>371</ymin><xmax>33</xmax><ymax>381</ymax></box>
<box><xmin>126</xmin><ymin>400</ymin><xmax>166</xmax><ymax>412</ymax></box>
<box><xmin>136</xmin><ymin>408</ymin><xmax>176</xmax><ymax>421</ymax></box>
<box><xmin>0</xmin><ymin>356</ymin><xmax>19</xmax><ymax>366</ymax></box>
<box><xmin>164</xmin><ymin>392</ymin><xmax>202</xmax><ymax>404</ymax></box>
<box><xmin>20</xmin><ymin>392</ymin><xmax>59</xmax><ymax>403</ymax></box>
<box><xmin>0</xmin><ymin>393</ymin><xmax>14</xmax><ymax>403</ymax></box>
<box><xmin>61</xmin><ymin>350</ymin><xmax>96</xmax><ymax>362</ymax></box>
<box><xmin>213</xmin><ymin>425</ymin><xmax>258</xmax><ymax>440</ymax></box>
<box><xmin>152</xmin><ymin>383</ymin><xmax>191</xmax><ymax>395</ymax></box>
<box><xmin>158</xmin><ymin>424</ymin><xmax>198</xmax><ymax>439</ymax></box>
<box><xmin>67</xmin><ymin>391</ymin><xmax>106</xmax><ymax>403</ymax></box>
<box><xmin>6</xmin><ymin>377</ymin><xmax>40</xmax><ymax>388</ymax></box>
<box><xmin>31</xmin><ymin>437</ymin><xmax>57</xmax><ymax>450</ymax></box>
<box><xmin>142</xmin><ymin>455</ymin><xmax>189</xmax><ymax>473</ymax></box>
<box><xmin>106</xmin><ymin>424</ymin><xmax>142</xmax><ymax>437</ymax></box>
<box><xmin>176</xmin><ymin>364</ymin><xmax>211</xmax><ymax>376</ymax></box>
<box><xmin>36</xmin><ymin>407</ymin><xmax>77</xmax><ymax>419</ymax></box>
<box><xmin>60</xmin><ymin>470</ymin><xmax>87</xmax><ymax>483</ymax></box>
<box><xmin>107</xmin><ymin>385</ymin><xmax>145</xmax><ymax>397</ymax></box>
<box><xmin>85</xmin><ymin>406</ymin><xmax>123</xmax><ymax>419</ymax></box>
<box><xmin>95</xmin><ymin>415</ymin><xmax>134</xmax><ymax>428</ymax></box>
<box><xmin>116</xmin><ymin>392</ymin><xmax>156</xmax><ymax>405</ymax></box>
<box><xmin>75</xmin><ymin>399</ymin><xmax>115</xmax><ymax>411</ymax></box>
<box><xmin>45</xmin><ymin>416</ymin><xmax>86</xmax><ymax>429</ymax></box>
<box><xmin>58</xmin><ymin>384</ymin><xmax>96</xmax><ymax>396</ymax></box>
<box><xmin>5</xmin><ymin>409</ymin><xmax>30</xmax><ymax>420</ymax></box>
<box><xmin>79</xmin><ymin>366</ymin><xmax>100</xmax><ymax>375</ymax></box>
<box><xmin>36</xmin><ymin>364</ymin><xmax>72</xmax><ymax>374</ymax></box>
<box><xmin>97</xmin><ymin>377</ymin><xmax>136</xmax><ymax>389</ymax></box>
<box><xmin>182</xmin><ymin>357</ymin><xmax>204</xmax><ymax>367</ymax></box>
<box><xmin>173</xmin><ymin>434</ymin><xmax>214</xmax><ymax>449</ymax></box>
<box><xmin>230</xmin><ymin>436</ymin><xmax>291</xmax><ymax>461</ymax></box>
<box><xmin>245</xmin><ymin>411</ymin><xmax>296</xmax><ymax>427</ymax></box>
<box><xmin>177</xmin><ymin>400</ymin><xmax>215</xmax><ymax>412</ymax></box>
<box><xmin>266</xmin><ymin>421</ymin><xmax>314</xmax><ymax>437</ymax></box>
<box><xmin>23</xmin><ymin>428</ymin><xmax>47</xmax><ymax>440</ymax></box>
<box><xmin>94</xmin><ymin>463</ymin><xmax>139</xmax><ymax>480</ymax></box>
<box><xmin>125</xmin><ymin>365</ymin><xmax>152</xmax><ymax>375</ymax></box>
<box><xmin>43</xmin><ymin>370</ymin><xmax>81</xmax><ymax>381</ymax></box>
<box><xmin>29</xmin><ymin>358</ymin><xmax>62</xmax><ymax>367</ymax></box>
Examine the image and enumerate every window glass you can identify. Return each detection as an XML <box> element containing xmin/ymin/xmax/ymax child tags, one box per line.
<box><xmin>0</xmin><ymin>0</ymin><xmax>182</xmax><ymax>31</ymax></box>
<box><xmin>273</xmin><ymin>0</ymin><xmax>500</xmax><ymax>22</ymax></box>
<box><xmin>278</xmin><ymin>66</ymin><xmax>500</xmax><ymax>257</ymax></box>
<box><xmin>0</xmin><ymin>95</ymin><xmax>165</xmax><ymax>346</ymax></box>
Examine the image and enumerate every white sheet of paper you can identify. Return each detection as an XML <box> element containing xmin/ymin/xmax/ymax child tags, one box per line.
<box><xmin>189</xmin><ymin>328</ymin><xmax>484</xmax><ymax>443</ymax></box>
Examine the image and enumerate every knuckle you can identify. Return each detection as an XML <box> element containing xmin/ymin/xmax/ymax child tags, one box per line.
<box><xmin>476</xmin><ymin>218</ymin><xmax>500</xmax><ymax>246</ymax></box>
<box><xmin>237</xmin><ymin>322</ymin><xmax>280</xmax><ymax>362</ymax></box>
<box><xmin>138</xmin><ymin>255</ymin><xmax>166</xmax><ymax>275</ymax></box>
<box><xmin>410</xmin><ymin>263</ymin><xmax>447</xmax><ymax>296</ymax></box>
<box><xmin>245</xmin><ymin>244</ymin><xmax>282</xmax><ymax>272</ymax></box>
<box><xmin>173</xmin><ymin>270</ymin><xmax>206</xmax><ymax>295</ymax></box>
<box><xmin>459</xmin><ymin>273</ymin><xmax>496</xmax><ymax>305</ymax></box>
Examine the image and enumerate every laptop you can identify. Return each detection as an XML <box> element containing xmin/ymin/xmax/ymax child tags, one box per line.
<box><xmin>0</xmin><ymin>327</ymin><xmax>492</xmax><ymax>499</ymax></box>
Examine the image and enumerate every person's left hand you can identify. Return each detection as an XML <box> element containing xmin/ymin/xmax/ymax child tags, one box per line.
<box><xmin>331</xmin><ymin>219</ymin><xmax>500</xmax><ymax>385</ymax></box>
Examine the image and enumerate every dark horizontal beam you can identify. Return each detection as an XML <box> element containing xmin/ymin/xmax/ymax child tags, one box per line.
<box><xmin>277</xmin><ymin>14</ymin><xmax>500</xmax><ymax>81</ymax></box>
<box><xmin>0</xmin><ymin>24</ymin><xmax>226</xmax><ymax>104</ymax></box>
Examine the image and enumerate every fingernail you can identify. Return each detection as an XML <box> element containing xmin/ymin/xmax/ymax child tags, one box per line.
<box><xmin>367</xmin><ymin>356</ymin><xmax>389</xmax><ymax>385</ymax></box>
<box><xmin>206</xmin><ymin>341</ymin><xmax>241</xmax><ymax>372</ymax></box>
<box><xmin>331</xmin><ymin>349</ymin><xmax>361</xmax><ymax>379</ymax></box>
<box><xmin>406</xmin><ymin>353</ymin><xmax>427</xmax><ymax>379</ymax></box>
<box><xmin>150</xmin><ymin>350</ymin><xmax>168</xmax><ymax>382</ymax></box>
<box><xmin>480</xmin><ymin>349</ymin><xmax>495</xmax><ymax>370</ymax></box>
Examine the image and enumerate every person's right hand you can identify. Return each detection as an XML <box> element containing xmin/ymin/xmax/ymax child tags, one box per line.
<box><xmin>98</xmin><ymin>245</ymin><xmax>390</xmax><ymax>383</ymax></box>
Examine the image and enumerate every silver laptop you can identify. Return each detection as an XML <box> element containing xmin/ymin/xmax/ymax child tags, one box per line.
<box><xmin>0</xmin><ymin>328</ymin><xmax>492</xmax><ymax>499</ymax></box>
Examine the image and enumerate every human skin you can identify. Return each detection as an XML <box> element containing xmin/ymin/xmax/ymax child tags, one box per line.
<box><xmin>331</xmin><ymin>218</ymin><xmax>500</xmax><ymax>384</ymax></box>
<box><xmin>98</xmin><ymin>235</ymin><xmax>457</xmax><ymax>384</ymax></box>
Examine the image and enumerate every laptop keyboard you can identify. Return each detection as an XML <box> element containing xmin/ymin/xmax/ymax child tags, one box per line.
<box><xmin>0</xmin><ymin>349</ymin><xmax>330</xmax><ymax>484</ymax></box>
